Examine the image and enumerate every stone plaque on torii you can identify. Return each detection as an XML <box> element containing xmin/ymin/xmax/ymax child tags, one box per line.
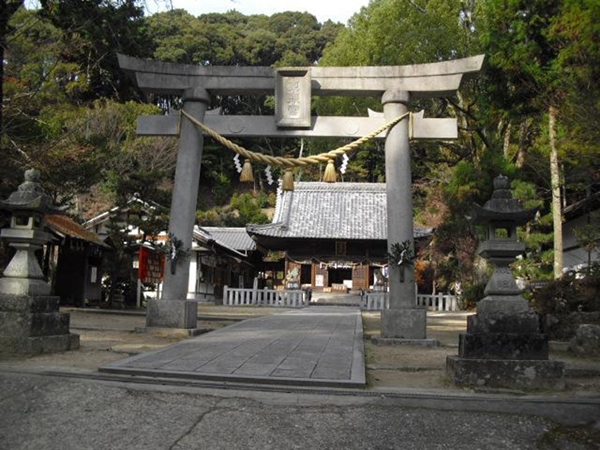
<box><xmin>118</xmin><ymin>53</ymin><xmax>484</xmax><ymax>338</ymax></box>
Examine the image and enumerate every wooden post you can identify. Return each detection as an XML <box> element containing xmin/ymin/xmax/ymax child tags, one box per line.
<box><xmin>136</xmin><ymin>279</ymin><xmax>142</xmax><ymax>309</ymax></box>
<box><xmin>252</xmin><ymin>277</ymin><xmax>259</xmax><ymax>306</ymax></box>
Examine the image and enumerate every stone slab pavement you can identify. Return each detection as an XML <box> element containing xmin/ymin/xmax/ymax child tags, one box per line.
<box><xmin>100</xmin><ymin>306</ymin><xmax>365</xmax><ymax>388</ymax></box>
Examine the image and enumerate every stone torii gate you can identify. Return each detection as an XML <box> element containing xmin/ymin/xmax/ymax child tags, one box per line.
<box><xmin>118</xmin><ymin>54</ymin><xmax>484</xmax><ymax>339</ymax></box>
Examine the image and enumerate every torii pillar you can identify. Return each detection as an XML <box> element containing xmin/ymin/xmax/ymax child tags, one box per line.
<box><xmin>117</xmin><ymin>53</ymin><xmax>484</xmax><ymax>336</ymax></box>
<box><xmin>380</xmin><ymin>90</ymin><xmax>428</xmax><ymax>341</ymax></box>
<box><xmin>144</xmin><ymin>88</ymin><xmax>210</xmax><ymax>332</ymax></box>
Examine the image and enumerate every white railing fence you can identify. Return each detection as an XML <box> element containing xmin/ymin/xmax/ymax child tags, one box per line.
<box><xmin>362</xmin><ymin>293</ymin><xmax>388</xmax><ymax>310</ymax></box>
<box><xmin>223</xmin><ymin>286</ymin><xmax>307</xmax><ymax>308</ymax></box>
<box><xmin>416</xmin><ymin>293</ymin><xmax>460</xmax><ymax>311</ymax></box>
<box><xmin>222</xmin><ymin>286</ymin><xmax>459</xmax><ymax>311</ymax></box>
<box><xmin>361</xmin><ymin>292</ymin><xmax>459</xmax><ymax>311</ymax></box>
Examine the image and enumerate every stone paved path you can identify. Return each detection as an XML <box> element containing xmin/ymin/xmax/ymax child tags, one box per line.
<box><xmin>100</xmin><ymin>307</ymin><xmax>365</xmax><ymax>388</ymax></box>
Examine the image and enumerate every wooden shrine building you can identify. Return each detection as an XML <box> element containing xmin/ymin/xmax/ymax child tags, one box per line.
<box><xmin>247</xmin><ymin>182</ymin><xmax>432</xmax><ymax>293</ymax></box>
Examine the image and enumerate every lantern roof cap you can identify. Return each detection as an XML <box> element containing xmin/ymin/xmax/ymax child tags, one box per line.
<box><xmin>471</xmin><ymin>175</ymin><xmax>537</xmax><ymax>225</ymax></box>
<box><xmin>0</xmin><ymin>169</ymin><xmax>58</xmax><ymax>213</ymax></box>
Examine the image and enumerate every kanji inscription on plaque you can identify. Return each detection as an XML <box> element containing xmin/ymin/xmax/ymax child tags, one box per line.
<box><xmin>275</xmin><ymin>69</ymin><xmax>311</xmax><ymax>128</ymax></box>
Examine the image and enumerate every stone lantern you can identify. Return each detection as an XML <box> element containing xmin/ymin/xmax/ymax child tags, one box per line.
<box><xmin>447</xmin><ymin>175</ymin><xmax>565</xmax><ymax>390</ymax></box>
<box><xmin>0</xmin><ymin>169</ymin><xmax>79</xmax><ymax>355</ymax></box>
<box><xmin>472</xmin><ymin>174</ymin><xmax>537</xmax><ymax>300</ymax></box>
<box><xmin>0</xmin><ymin>169</ymin><xmax>56</xmax><ymax>295</ymax></box>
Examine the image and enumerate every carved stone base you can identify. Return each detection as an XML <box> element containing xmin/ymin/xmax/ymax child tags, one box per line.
<box><xmin>146</xmin><ymin>298</ymin><xmax>198</xmax><ymax>330</ymax></box>
<box><xmin>0</xmin><ymin>294</ymin><xmax>79</xmax><ymax>355</ymax></box>
<box><xmin>381</xmin><ymin>308</ymin><xmax>426</xmax><ymax>339</ymax></box>
<box><xmin>447</xmin><ymin>355</ymin><xmax>565</xmax><ymax>390</ymax></box>
<box><xmin>372</xmin><ymin>337</ymin><xmax>438</xmax><ymax>347</ymax></box>
<box><xmin>0</xmin><ymin>276</ymin><xmax>50</xmax><ymax>296</ymax></box>
<box><xmin>458</xmin><ymin>332</ymin><xmax>549</xmax><ymax>360</ymax></box>
<box><xmin>0</xmin><ymin>334</ymin><xmax>80</xmax><ymax>355</ymax></box>
<box><xmin>135</xmin><ymin>327</ymin><xmax>205</xmax><ymax>337</ymax></box>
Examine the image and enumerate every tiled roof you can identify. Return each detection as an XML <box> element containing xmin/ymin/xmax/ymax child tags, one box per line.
<box><xmin>46</xmin><ymin>214</ymin><xmax>108</xmax><ymax>247</ymax></box>
<box><xmin>247</xmin><ymin>182</ymin><xmax>432</xmax><ymax>240</ymax></box>
<box><xmin>193</xmin><ymin>226</ymin><xmax>246</xmax><ymax>259</ymax></box>
<box><xmin>202</xmin><ymin>227</ymin><xmax>257</xmax><ymax>252</ymax></box>
<box><xmin>82</xmin><ymin>196</ymin><xmax>167</xmax><ymax>229</ymax></box>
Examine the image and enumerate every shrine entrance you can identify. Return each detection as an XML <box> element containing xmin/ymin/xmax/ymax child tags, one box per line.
<box><xmin>119</xmin><ymin>53</ymin><xmax>484</xmax><ymax>340</ymax></box>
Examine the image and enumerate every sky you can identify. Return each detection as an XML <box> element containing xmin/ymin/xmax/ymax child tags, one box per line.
<box><xmin>146</xmin><ymin>0</ymin><xmax>371</xmax><ymax>24</ymax></box>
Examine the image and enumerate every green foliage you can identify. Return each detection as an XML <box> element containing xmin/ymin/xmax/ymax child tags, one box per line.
<box><xmin>197</xmin><ymin>192</ymin><xmax>270</xmax><ymax>227</ymax></box>
<box><xmin>387</xmin><ymin>241</ymin><xmax>414</xmax><ymax>266</ymax></box>
<box><xmin>38</xmin><ymin>99</ymin><xmax>176</xmax><ymax>208</ymax></box>
<box><xmin>145</xmin><ymin>9</ymin><xmax>343</xmax><ymax>67</ymax></box>
<box><xmin>530</xmin><ymin>264</ymin><xmax>600</xmax><ymax>316</ymax></box>
<box><xmin>551</xmin><ymin>0</ymin><xmax>600</xmax><ymax>161</ymax></box>
<box><xmin>510</xmin><ymin>179</ymin><xmax>554</xmax><ymax>280</ymax></box>
<box><xmin>230</xmin><ymin>193</ymin><xmax>269</xmax><ymax>225</ymax></box>
<box><xmin>573</xmin><ymin>212</ymin><xmax>600</xmax><ymax>263</ymax></box>
<box><xmin>39</xmin><ymin>0</ymin><xmax>151</xmax><ymax>102</ymax></box>
<box><xmin>208</xmin><ymin>172</ymin><xmax>233</xmax><ymax>206</ymax></box>
<box><xmin>480</xmin><ymin>0</ymin><xmax>562</xmax><ymax>113</ymax></box>
<box><xmin>3</xmin><ymin>7</ymin><xmax>175</xmax><ymax>211</ymax></box>
<box><xmin>323</xmin><ymin>0</ymin><xmax>477</xmax><ymax>67</ymax></box>
<box><xmin>461</xmin><ymin>281</ymin><xmax>487</xmax><ymax>310</ymax></box>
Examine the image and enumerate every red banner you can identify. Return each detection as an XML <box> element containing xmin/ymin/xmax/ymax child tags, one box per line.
<box><xmin>139</xmin><ymin>246</ymin><xmax>165</xmax><ymax>283</ymax></box>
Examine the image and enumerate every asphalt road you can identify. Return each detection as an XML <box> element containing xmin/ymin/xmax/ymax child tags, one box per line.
<box><xmin>1</xmin><ymin>370</ymin><xmax>598</xmax><ymax>450</ymax></box>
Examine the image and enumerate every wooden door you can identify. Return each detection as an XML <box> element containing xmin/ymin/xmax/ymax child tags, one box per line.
<box><xmin>352</xmin><ymin>264</ymin><xmax>370</xmax><ymax>291</ymax></box>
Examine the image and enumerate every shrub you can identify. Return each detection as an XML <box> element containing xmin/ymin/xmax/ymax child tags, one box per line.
<box><xmin>461</xmin><ymin>281</ymin><xmax>487</xmax><ymax>310</ymax></box>
<box><xmin>530</xmin><ymin>264</ymin><xmax>600</xmax><ymax>316</ymax></box>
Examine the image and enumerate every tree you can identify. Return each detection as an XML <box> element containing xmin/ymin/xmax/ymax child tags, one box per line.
<box><xmin>480</xmin><ymin>0</ymin><xmax>568</xmax><ymax>279</ymax></box>
<box><xmin>550</xmin><ymin>0</ymin><xmax>600</xmax><ymax>201</ymax></box>
<box><xmin>39</xmin><ymin>0</ymin><xmax>151</xmax><ymax>102</ymax></box>
<box><xmin>318</xmin><ymin>0</ymin><xmax>491</xmax><ymax>293</ymax></box>
<box><xmin>0</xmin><ymin>0</ymin><xmax>24</xmax><ymax>141</ymax></box>
<box><xmin>2</xmin><ymin>6</ymin><xmax>89</xmax><ymax>199</ymax></box>
<box><xmin>2</xmin><ymin>2</ymin><xmax>155</xmax><ymax>203</ymax></box>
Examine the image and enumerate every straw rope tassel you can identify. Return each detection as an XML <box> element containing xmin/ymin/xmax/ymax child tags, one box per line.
<box><xmin>240</xmin><ymin>159</ymin><xmax>254</xmax><ymax>182</ymax></box>
<box><xmin>282</xmin><ymin>168</ymin><xmax>295</xmax><ymax>191</ymax></box>
<box><xmin>323</xmin><ymin>159</ymin><xmax>337</xmax><ymax>183</ymax></box>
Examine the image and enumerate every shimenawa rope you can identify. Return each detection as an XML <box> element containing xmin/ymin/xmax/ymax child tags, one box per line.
<box><xmin>180</xmin><ymin>109</ymin><xmax>410</xmax><ymax>168</ymax></box>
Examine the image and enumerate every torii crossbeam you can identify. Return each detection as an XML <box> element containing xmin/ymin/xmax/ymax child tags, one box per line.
<box><xmin>119</xmin><ymin>54</ymin><xmax>484</xmax><ymax>339</ymax></box>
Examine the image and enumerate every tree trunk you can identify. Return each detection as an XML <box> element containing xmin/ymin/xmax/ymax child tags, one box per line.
<box><xmin>502</xmin><ymin>121</ymin><xmax>512</xmax><ymax>160</ymax></box>
<box><xmin>549</xmin><ymin>105</ymin><xmax>563</xmax><ymax>279</ymax></box>
<box><xmin>517</xmin><ymin>120</ymin><xmax>528</xmax><ymax>168</ymax></box>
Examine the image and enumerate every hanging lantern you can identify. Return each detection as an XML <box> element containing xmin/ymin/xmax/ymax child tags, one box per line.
<box><xmin>282</xmin><ymin>168</ymin><xmax>295</xmax><ymax>191</ymax></box>
<box><xmin>240</xmin><ymin>159</ymin><xmax>254</xmax><ymax>182</ymax></box>
<box><xmin>323</xmin><ymin>158</ymin><xmax>337</xmax><ymax>183</ymax></box>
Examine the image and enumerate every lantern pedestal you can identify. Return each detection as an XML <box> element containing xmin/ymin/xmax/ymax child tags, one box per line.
<box><xmin>446</xmin><ymin>175</ymin><xmax>565</xmax><ymax>390</ymax></box>
<box><xmin>448</xmin><ymin>290</ymin><xmax>565</xmax><ymax>390</ymax></box>
<box><xmin>447</xmin><ymin>356</ymin><xmax>566</xmax><ymax>391</ymax></box>
<box><xmin>0</xmin><ymin>294</ymin><xmax>80</xmax><ymax>355</ymax></box>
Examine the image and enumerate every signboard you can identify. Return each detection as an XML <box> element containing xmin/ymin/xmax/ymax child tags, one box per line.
<box><xmin>138</xmin><ymin>246</ymin><xmax>165</xmax><ymax>284</ymax></box>
<box><xmin>315</xmin><ymin>274</ymin><xmax>324</xmax><ymax>287</ymax></box>
<box><xmin>286</xmin><ymin>281</ymin><xmax>301</xmax><ymax>290</ymax></box>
